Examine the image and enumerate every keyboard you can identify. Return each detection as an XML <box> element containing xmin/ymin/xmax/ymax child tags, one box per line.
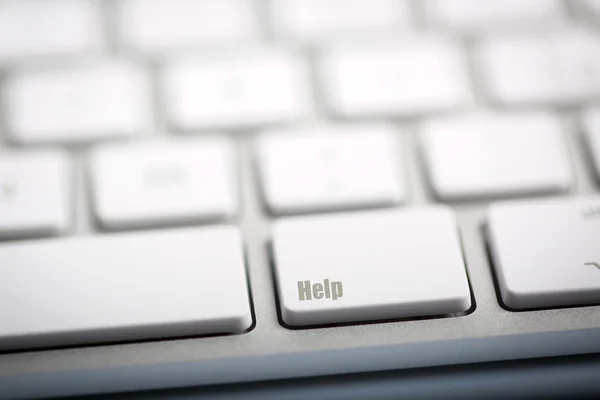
<box><xmin>1</xmin><ymin>0</ymin><xmax>600</xmax><ymax>398</ymax></box>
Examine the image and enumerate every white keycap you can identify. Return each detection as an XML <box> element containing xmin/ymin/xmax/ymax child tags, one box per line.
<box><xmin>488</xmin><ymin>197</ymin><xmax>600</xmax><ymax>310</ymax></box>
<box><xmin>584</xmin><ymin>109</ymin><xmax>600</xmax><ymax>181</ymax></box>
<box><xmin>270</xmin><ymin>0</ymin><xmax>411</xmax><ymax>42</ymax></box>
<box><xmin>90</xmin><ymin>138</ymin><xmax>238</xmax><ymax>230</ymax></box>
<box><xmin>272</xmin><ymin>207</ymin><xmax>471</xmax><ymax>326</ymax></box>
<box><xmin>477</xmin><ymin>30</ymin><xmax>600</xmax><ymax>106</ymax></box>
<box><xmin>420</xmin><ymin>112</ymin><xmax>572</xmax><ymax>201</ymax></box>
<box><xmin>0</xmin><ymin>226</ymin><xmax>251</xmax><ymax>351</ymax></box>
<box><xmin>0</xmin><ymin>150</ymin><xmax>71</xmax><ymax>239</ymax></box>
<box><xmin>164</xmin><ymin>49</ymin><xmax>310</xmax><ymax>131</ymax></box>
<box><xmin>0</xmin><ymin>0</ymin><xmax>104</xmax><ymax>63</ymax></box>
<box><xmin>4</xmin><ymin>62</ymin><xmax>151</xmax><ymax>144</ymax></box>
<box><xmin>319</xmin><ymin>38</ymin><xmax>470</xmax><ymax>118</ymax></box>
<box><xmin>425</xmin><ymin>0</ymin><xmax>563</xmax><ymax>32</ymax></box>
<box><xmin>118</xmin><ymin>0</ymin><xmax>259</xmax><ymax>53</ymax></box>
<box><xmin>256</xmin><ymin>124</ymin><xmax>406</xmax><ymax>215</ymax></box>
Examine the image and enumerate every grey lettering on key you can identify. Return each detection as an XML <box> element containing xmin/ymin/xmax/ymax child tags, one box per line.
<box><xmin>0</xmin><ymin>182</ymin><xmax>17</xmax><ymax>202</ymax></box>
<box><xmin>297</xmin><ymin>279</ymin><xmax>344</xmax><ymax>301</ymax></box>
<box><xmin>582</xmin><ymin>207</ymin><xmax>600</xmax><ymax>218</ymax></box>
<box><xmin>585</xmin><ymin>262</ymin><xmax>600</xmax><ymax>270</ymax></box>
<box><xmin>297</xmin><ymin>280</ymin><xmax>312</xmax><ymax>301</ymax></box>
<box><xmin>144</xmin><ymin>163</ymin><xmax>189</xmax><ymax>189</ymax></box>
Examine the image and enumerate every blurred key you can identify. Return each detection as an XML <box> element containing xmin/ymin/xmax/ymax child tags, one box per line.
<box><xmin>420</xmin><ymin>112</ymin><xmax>572</xmax><ymax>201</ymax></box>
<box><xmin>4</xmin><ymin>61</ymin><xmax>151</xmax><ymax>144</ymax></box>
<box><xmin>90</xmin><ymin>138</ymin><xmax>238</xmax><ymax>230</ymax></box>
<box><xmin>583</xmin><ymin>109</ymin><xmax>600</xmax><ymax>181</ymax></box>
<box><xmin>318</xmin><ymin>38</ymin><xmax>470</xmax><ymax>118</ymax></box>
<box><xmin>163</xmin><ymin>49</ymin><xmax>311</xmax><ymax>131</ymax></box>
<box><xmin>0</xmin><ymin>0</ymin><xmax>104</xmax><ymax>63</ymax></box>
<box><xmin>425</xmin><ymin>0</ymin><xmax>563</xmax><ymax>32</ymax></box>
<box><xmin>256</xmin><ymin>124</ymin><xmax>406</xmax><ymax>215</ymax></box>
<box><xmin>270</xmin><ymin>0</ymin><xmax>411</xmax><ymax>42</ymax></box>
<box><xmin>0</xmin><ymin>150</ymin><xmax>71</xmax><ymax>239</ymax></box>
<box><xmin>488</xmin><ymin>197</ymin><xmax>600</xmax><ymax>310</ymax></box>
<box><xmin>478</xmin><ymin>30</ymin><xmax>600</xmax><ymax>106</ymax></box>
<box><xmin>118</xmin><ymin>0</ymin><xmax>259</xmax><ymax>53</ymax></box>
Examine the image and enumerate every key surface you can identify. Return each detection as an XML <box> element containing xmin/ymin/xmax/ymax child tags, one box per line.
<box><xmin>488</xmin><ymin>197</ymin><xmax>600</xmax><ymax>310</ymax></box>
<box><xmin>0</xmin><ymin>150</ymin><xmax>71</xmax><ymax>239</ymax></box>
<box><xmin>4</xmin><ymin>61</ymin><xmax>151</xmax><ymax>144</ymax></box>
<box><xmin>420</xmin><ymin>112</ymin><xmax>572</xmax><ymax>201</ymax></box>
<box><xmin>477</xmin><ymin>30</ymin><xmax>600</xmax><ymax>106</ymax></box>
<box><xmin>272</xmin><ymin>207</ymin><xmax>471</xmax><ymax>326</ymax></box>
<box><xmin>0</xmin><ymin>226</ymin><xmax>252</xmax><ymax>351</ymax></box>
<box><xmin>270</xmin><ymin>0</ymin><xmax>411</xmax><ymax>42</ymax></box>
<box><xmin>118</xmin><ymin>0</ymin><xmax>259</xmax><ymax>53</ymax></box>
<box><xmin>256</xmin><ymin>124</ymin><xmax>406</xmax><ymax>215</ymax></box>
<box><xmin>424</xmin><ymin>0</ymin><xmax>563</xmax><ymax>32</ymax></box>
<box><xmin>90</xmin><ymin>138</ymin><xmax>238</xmax><ymax>230</ymax></box>
<box><xmin>0</xmin><ymin>0</ymin><xmax>103</xmax><ymax>63</ymax></box>
<box><xmin>163</xmin><ymin>49</ymin><xmax>310</xmax><ymax>131</ymax></box>
<box><xmin>318</xmin><ymin>37</ymin><xmax>470</xmax><ymax>118</ymax></box>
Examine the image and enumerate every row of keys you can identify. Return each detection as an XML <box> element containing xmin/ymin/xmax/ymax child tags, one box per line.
<box><xmin>1</xmin><ymin>197</ymin><xmax>599</xmax><ymax>351</ymax></box>
<box><xmin>2</xmin><ymin>113</ymin><xmax>600</xmax><ymax>239</ymax></box>
<box><xmin>0</xmin><ymin>0</ymin><xmax>571</xmax><ymax>63</ymax></box>
<box><xmin>6</xmin><ymin>31</ymin><xmax>600</xmax><ymax>143</ymax></box>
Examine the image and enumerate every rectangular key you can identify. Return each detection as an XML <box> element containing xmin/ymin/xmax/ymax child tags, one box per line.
<box><xmin>163</xmin><ymin>49</ymin><xmax>310</xmax><ymax>131</ymax></box>
<box><xmin>420</xmin><ymin>112</ymin><xmax>572</xmax><ymax>201</ymax></box>
<box><xmin>118</xmin><ymin>0</ymin><xmax>259</xmax><ymax>53</ymax></box>
<box><xmin>256</xmin><ymin>124</ymin><xmax>406</xmax><ymax>215</ymax></box>
<box><xmin>0</xmin><ymin>150</ymin><xmax>71</xmax><ymax>239</ymax></box>
<box><xmin>4</xmin><ymin>61</ymin><xmax>151</xmax><ymax>144</ymax></box>
<box><xmin>488</xmin><ymin>197</ymin><xmax>600</xmax><ymax>310</ymax></box>
<box><xmin>477</xmin><ymin>30</ymin><xmax>600</xmax><ymax>106</ymax></box>
<box><xmin>0</xmin><ymin>0</ymin><xmax>104</xmax><ymax>63</ymax></box>
<box><xmin>583</xmin><ymin>108</ymin><xmax>600</xmax><ymax>182</ymax></box>
<box><xmin>90</xmin><ymin>138</ymin><xmax>238</xmax><ymax>230</ymax></box>
<box><xmin>0</xmin><ymin>226</ymin><xmax>252</xmax><ymax>351</ymax></box>
<box><xmin>318</xmin><ymin>37</ymin><xmax>470</xmax><ymax>118</ymax></box>
<box><xmin>270</xmin><ymin>0</ymin><xmax>411</xmax><ymax>42</ymax></box>
<box><xmin>424</xmin><ymin>0</ymin><xmax>563</xmax><ymax>32</ymax></box>
<box><xmin>272</xmin><ymin>207</ymin><xmax>471</xmax><ymax>326</ymax></box>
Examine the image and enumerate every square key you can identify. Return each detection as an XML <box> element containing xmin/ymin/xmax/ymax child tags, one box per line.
<box><xmin>271</xmin><ymin>207</ymin><xmax>471</xmax><ymax>327</ymax></box>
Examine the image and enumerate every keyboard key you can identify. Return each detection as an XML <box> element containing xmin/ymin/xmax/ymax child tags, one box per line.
<box><xmin>0</xmin><ymin>0</ymin><xmax>104</xmax><ymax>63</ymax></box>
<box><xmin>272</xmin><ymin>207</ymin><xmax>471</xmax><ymax>326</ymax></box>
<box><xmin>584</xmin><ymin>109</ymin><xmax>600</xmax><ymax>181</ymax></box>
<box><xmin>163</xmin><ymin>49</ymin><xmax>310</xmax><ymax>131</ymax></box>
<box><xmin>90</xmin><ymin>138</ymin><xmax>238</xmax><ymax>230</ymax></box>
<box><xmin>0</xmin><ymin>150</ymin><xmax>71</xmax><ymax>239</ymax></box>
<box><xmin>425</xmin><ymin>0</ymin><xmax>563</xmax><ymax>32</ymax></box>
<box><xmin>420</xmin><ymin>112</ymin><xmax>572</xmax><ymax>201</ymax></box>
<box><xmin>256</xmin><ymin>124</ymin><xmax>406</xmax><ymax>215</ymax></box>
<box><xmin>488</xmin><ymin>197</ymin><xmax>600</xmax><ymax>310</ymax></box>
<box><xmin>0</xmin><ymin>226</ymin><xmax>252</xmax><ymax>351</ymax></box>
<box><xmin>477</xmin><ymin>30</ymin><xmax>600</xmax><ymax>106</ymax></box>
<box><xmin>270</xmin><ymin>0</ymin><xmax>411</xmax><ymax>42</ymax></box>
<box><xmin>319</xmin><ymin>38</ymin><xmax>470</xmax><ymax>118</ymax></box>
<box><xmin>4</xmin><ymin>61</ymin><xmax>151</xmax><ymax>144</ymax></box>
<box><xmin>118</xmin><ymin>0</ymin><xmax>259</xmax><ymax>53</ymax></box>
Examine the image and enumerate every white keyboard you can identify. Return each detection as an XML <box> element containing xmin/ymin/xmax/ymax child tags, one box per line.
<box><xmin>1</xmin><ymin>1</ymin><xmax>600</xmax><ymax>399</ymax></box>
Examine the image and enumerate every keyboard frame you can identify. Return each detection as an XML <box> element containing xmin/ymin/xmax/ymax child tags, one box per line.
<box><xmin>2</xmin><ymin>1</ymin><xmax>600</xmax><ymax>397</ymax></box>
<box><xmin>1</xmin><ymin>113</ymin><xmax>599</xmax><ymax>399</ymax></box>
